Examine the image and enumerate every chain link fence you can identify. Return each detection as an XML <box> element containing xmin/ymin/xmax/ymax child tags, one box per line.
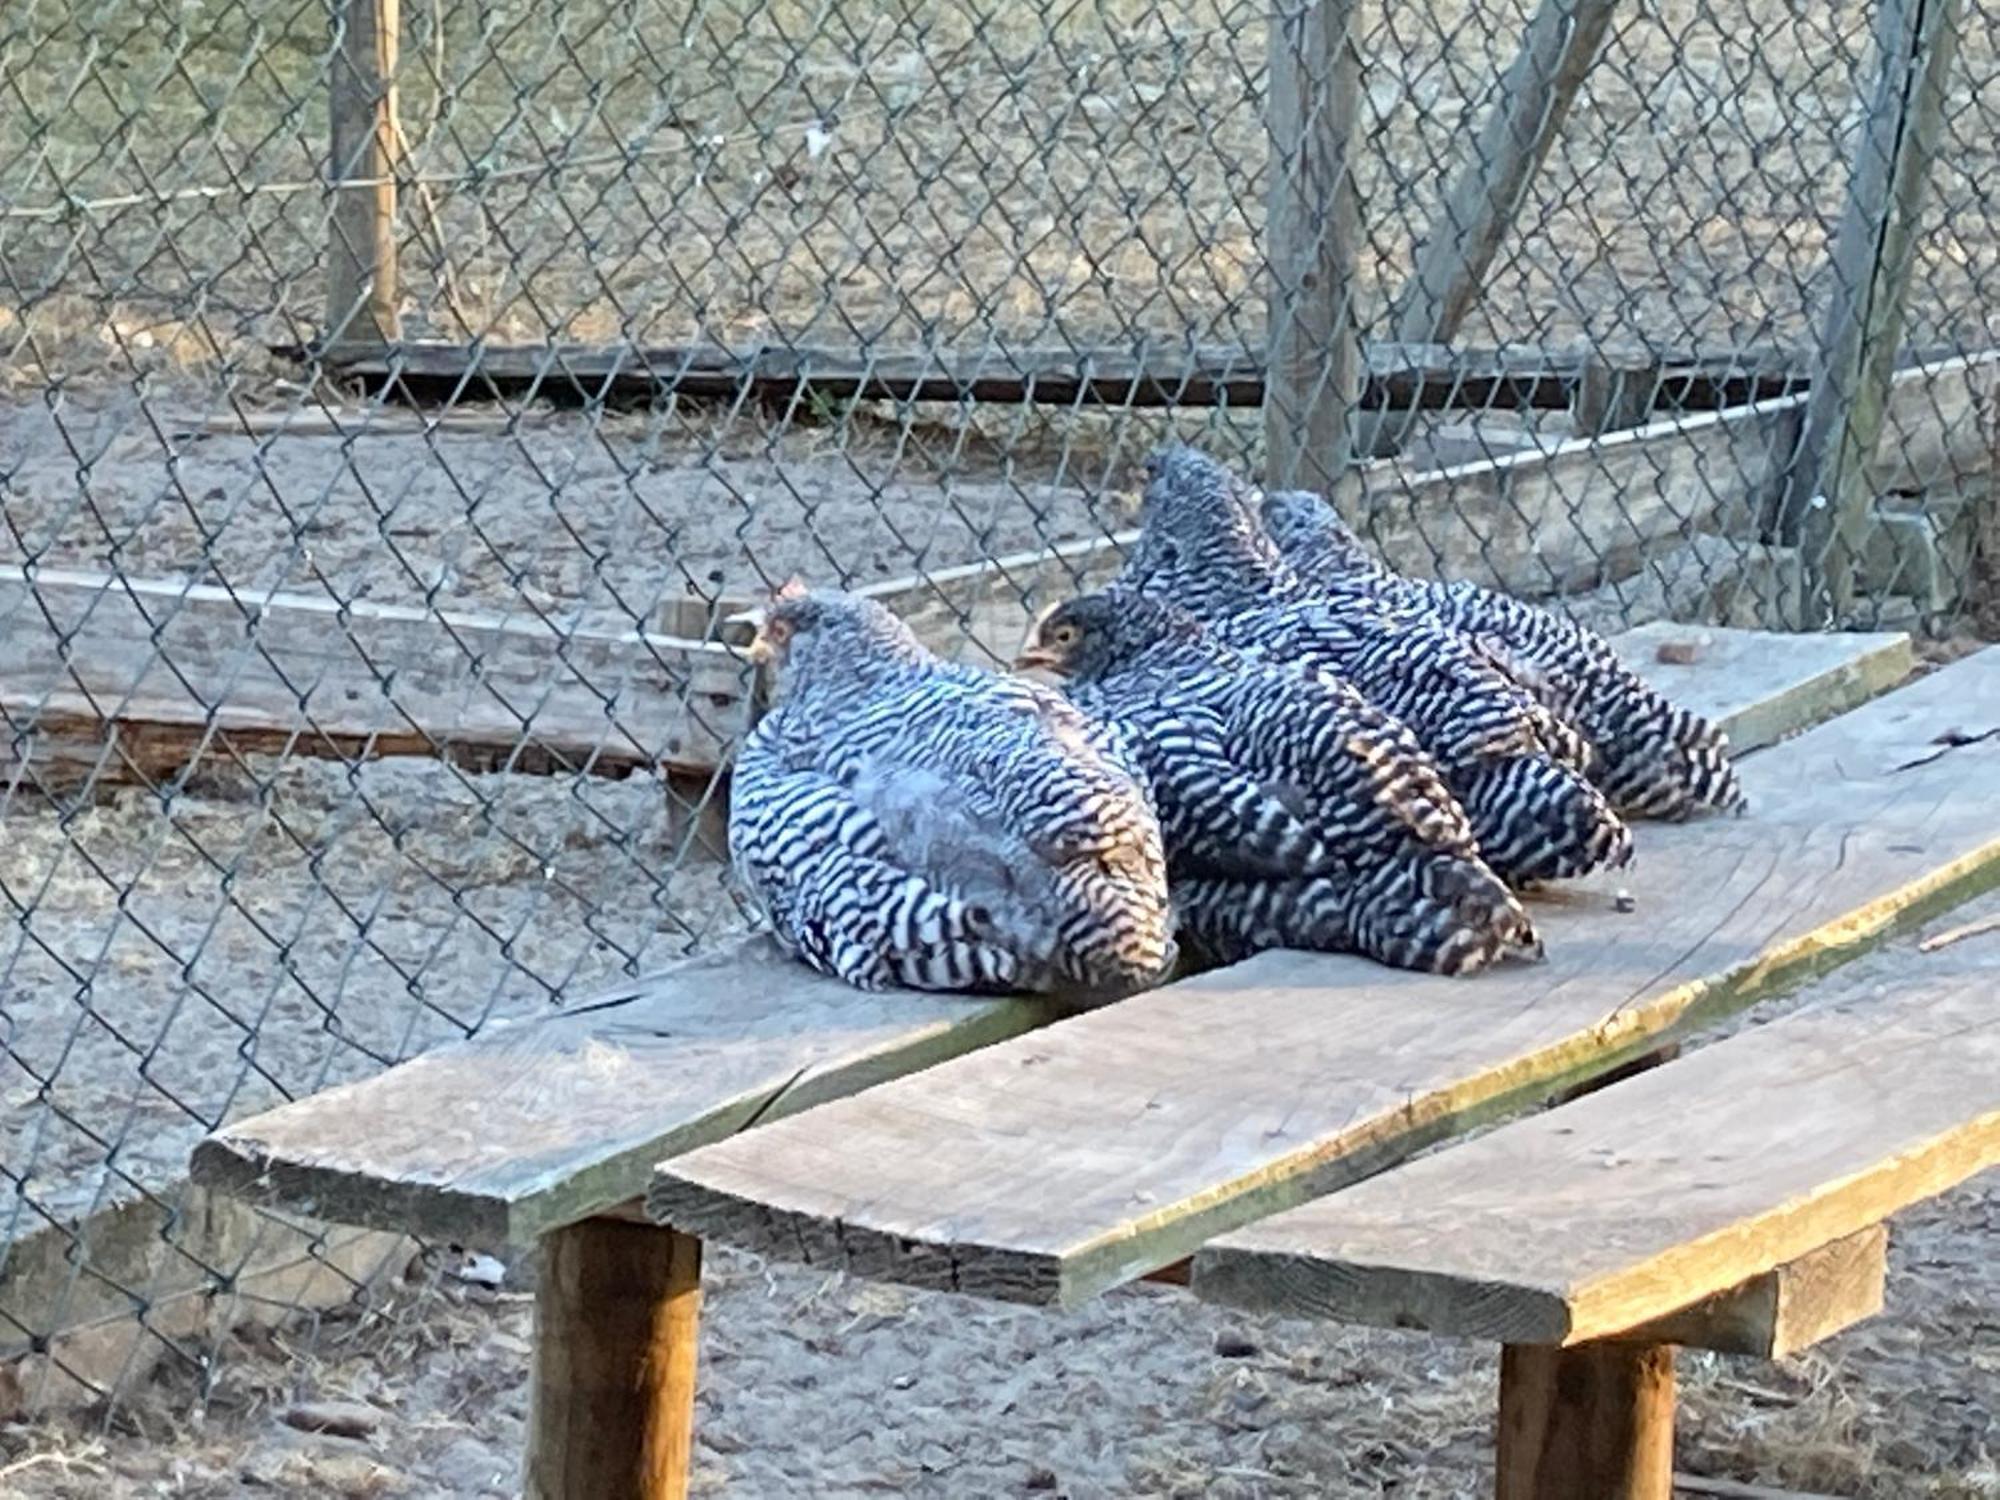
<box><xmin>1</xmin><ymin>0</ymin><xmax>1996</xmax><ymax>1442</ymax></box>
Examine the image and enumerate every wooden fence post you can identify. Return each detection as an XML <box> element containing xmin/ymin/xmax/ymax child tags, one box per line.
<box><xmin>1779</xmin><ymin>0</ymin><xmax>1962</xmax><ymax>625</ymax></box>
<box><xmin>526</xmin><ymin>1221</ymin><xmax>703</xmax><ymax>1500</ymax></box>
<box><xmin>327</xmin><ymin>0</ymin><xmax>402</xmax><ymax>348</ymax></box>
<box><xmin>1362</xmin><ymin>0</ymin><xmax>1618</xmax><ymax>458</ymax></box>
<box><xmin>1496</xmin><ymin>1342</ymin><xmax>1675</xmax><ymax>1500</ymax></box>
<box><xmin>1263</xmin><ymin>0</ymin><xmax>1363</xmax><ymax>496</ymax></box>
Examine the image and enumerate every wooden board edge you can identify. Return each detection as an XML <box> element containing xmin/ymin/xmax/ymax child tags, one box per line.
<box><xmin>1153</xmin><ymin>838</ymin><xmax>2000</xmax><ymax>1314</ymax></box>
<box><xmin>1711</xmin><ymin>635</ymin><xmax>1916</xmax><ymax>754</ymax></box>
<box><xmin>192</xmin><ymin>992</ymin><xmax>1053</xmax><ymax>1251</ymax></box>
<box><xmin>647</xmin><ymin>832</ymin><xmax>2000</xmax><ymax>1308</ymax></box>
<box><xmin>1564</xmin><ymin>1113</ymin><xmax>1998</xmax><ymax>1344</ymax></box>
<box><xmin>512</xmin><ymin>992</ymin><xmax>1055</xmax><ymax>1246</ymax></box>
<box><xmin>189</xmin><ymin>1132</ymin><xmax>517</xmax><ymax>1249</ymax></box>
<box><xmin>1609</xmin><ymin>1225</ymin><xmax>1888</xmax><ymax>1358</ymax></box>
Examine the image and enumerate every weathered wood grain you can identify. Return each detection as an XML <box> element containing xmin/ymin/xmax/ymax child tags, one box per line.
<box><xmin>0</xmin><ymin>566</ymin><xmax>755</xmax><ymax>788</ymax></box>
<box><xmin>190</xmin><ymin>938</ymin><xmax>1054</xmax><ymax>1247</ymax></box>
<box><xmin>1192</xmin><ymin>947</ymin><xmax>2000</xmax><ymax>1343</ymax></box>
<box><xmin>1388</xmin><ymin>0</ymin><xmax>1618</xmax><ymax>350</ymax></box>
<box><xmin>1262</xmin><ymin>0</ymin><xmax>1364</xmax><ymax>493</ymax></box>
<box><xmin>326</xmin><ymin>0</ymin><xmax>400</xmax><ymax>345</ymax></box>
<box><xmin>525</xmin><ymin>1221</ymin><xmax>701</xmax><ymax>1500</ymax></box>
<box><xmin>308</xmin><ymin>338</ymin><xmax>1827</xmax><ymax>416</ymax></box>
<box><xmin>1614</xmin><ymin>1227</ymin><xmax>1887</xmax><ymax>1359</ymax></box>
<box><xmin>647</xmin><ymin>651</ymin><xmax>2000</xmax><ymax>1305</ymax></box>
<box><xmin>1780</xmin><ymin>0</ymin><xmax>1965</xmax><ymax>620</ymax></box>
<box><xmin>1607</xmin><ymin>624</ymin><xmax>1910</xmax><ymax>753</ymax></box>
<box><xmin>1497</xmin><ymin>1342</ymin><xmax>1675</xmax><ymax>1500</ymax></box>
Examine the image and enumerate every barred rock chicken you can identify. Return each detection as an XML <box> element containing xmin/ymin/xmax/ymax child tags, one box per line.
<box><xmin>1259</xmin><ymin>487</ymin><xmax>1746</xmax><ymax>820</ymax></box>
<box><xmin>729</xmin><ymin>584</ymin><xmax>1176</xmax><ymax>997</ymax></box>
<box><xmin>1016</xmin><ymin>590</ymin><xmax>1541</xmax><ymax>975</ymax></box>
<box><xmin>1120</xmin><ymin>445</ymin><xmax>1632</xmax><ymax>885</ymax></box>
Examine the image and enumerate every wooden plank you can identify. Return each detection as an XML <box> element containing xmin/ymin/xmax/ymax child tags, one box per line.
<box><xmin>1388</xmin><ymin>0</ymin><xmax>1618</xmax><ymax>349</ymax></box>
<box><xmin>851</xmin><ymin>353</ymin><xmax>1994</xmax><ymax>665</ymax></box>
<box><xmin>1606</xmin><ymin>624</ymin><xmax>1911</xmax><ymax>753</ymax></box>
<box><xmin>525</xmin><ymin>1221</ymin><xmax>700</xmax><ymax>1500</ymax></box>
<box><xmin>646</xmin><ymin>651</ymin><xmax>2000</xmax><ymax>1305</ymax></box>
<box><xmin>1672</xmin><ymin>1477</ymin><xmax>1846</xmax><ymax>1500</ymax></box>
<box><xmin>190</xmin><ymin>937</ymin><xmax>1056</xmax><ymax>1248</ymax></box>
<box><xmin>1192</xmin><ymin>946</ymin><xmax>2000</xmax><ymax>1344</ymax></box>
<box><xmin>1781</xmin><ymin>0</ymin><xmax>1964</xmax><ymax>621</ymax></box>
<box><xmin>325</xmin><ymin>0</ymin><xmax>400</xmax><ymax>345</ymax></box>
<box><xmin>1561</xmin><ymin>538</ymin><xmax>1804</xmax><ymax>638</ymax></box>
<box><xmin>0</xmin><ymin>566</ymin><xmax>755</xmax><ymax>787</ymax></box>
<box><xmin>1616</xmin><ymin>1227</ymin><xmax>1887</xmax><ymax>1360</ymax></box>
<box><xmin>304</xmin><ymin>339</ymin><xmax>1823</xmax><ymax>415</ymax></box>
<box><xmin>0</xmin><ymin>1186</ymin><xmax>405</xmax><ymax>1409</ymax></box>
<box><xmin>1497</xmin><ymin>1342</ymin><xmax>1674</xmax><ymax>1500</ymax></box>
<box><xmin>1262</xmin><ymin>0</ymin><xmax>1363</xmax><ymax>492</ymax></box>
<box><xmin>1362</xmin><ymin>353</ymin><xmax>1997</xmax><ymax>597</ymax></box>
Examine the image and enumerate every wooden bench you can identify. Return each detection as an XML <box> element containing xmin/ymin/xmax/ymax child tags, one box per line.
<box><xmin>187</xmin><ymin>627</ymin><xmax>1966</xmax><ymax>1496</ymax></box>
<box><xmin>648</xmin><ymin>650</ymin><xmax>2000</xmax><ymax>1304</ymax></box>
<box><xmin>1190</xmin><ymin>940</ymin><xmax>2000</xmax><ymax>1498</ymax></box>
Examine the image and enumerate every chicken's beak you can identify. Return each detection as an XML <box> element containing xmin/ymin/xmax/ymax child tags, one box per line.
<box><xmin>1012</xmin><ymin>645</ymin><xmax>1061</xmax><ymax>674</ymax></box>
<box><xmin>725</xmin><ymin>605</ymin><xmax>770</xmax><ymax>661</ymax></box>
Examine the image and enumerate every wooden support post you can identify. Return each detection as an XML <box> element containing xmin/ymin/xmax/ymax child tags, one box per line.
<box><xmin>527</xmin><ymin>1221</ymin><xmax>702</xmax><ymax>1500</ymax></box>
<box><xmin>1497</xmin><ymin>1341</ymin><xmax>1674</xmax><ymax>1500</ymax></box>
<box><xmin>327</xmin><ymin>0</ymin><xmax>401</xmax><ymax>347</ymax></box>
<box><xmin>1263</xmin><ymin>0</ymin><xmax>1363</xmax><ymax>495</ymax></box>
<box><xmin>1363</xmin><ymin>0</ymin><xmax>1618</xmax><ymax>457</ymax></box>
<box><xmin>1779</xmin><ymin>0</ymin><xmax>1962</xmax><ymax>625</ymax></box>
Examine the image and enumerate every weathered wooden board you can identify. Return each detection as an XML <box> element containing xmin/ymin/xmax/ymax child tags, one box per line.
<box><xmin>858</xmin><ymin>352</ymin><xmax>1994</xmax><ymax>664</ymax></box>
<box><xmin>190</xmin><ymin>938</ymin><xmax>1055</xmax><ymax>1248</ymax></box>
<box><xmin>186</xmin><ymin>632</ymin><xmax>1903</xmax><ymax>1252</ymax></box>
<box><xmin>857</xmin><ymin>532</ymin><xmax>1131</xmax><ymax>669</ymax></box>
<box><xmin>1358</xmin><ymin>351</ymin><xmax>1996</xmax><ymax>597</ymax></box>
<box><xmin>0</xmin><ymin>566</ymin><xmax>755</xmax><ymax>787</ymax></box>
<box><xmin>1191</xmin><ymin>946</ymin><xmax>2000</xmax><ymax>1344</ymax></box>
<box><xmin>1613</xmin><ymin>1226</ymin><xmax>1887</xmax><ymax>1360</ymax></box>
<box><xmin>1608</xmin><ymin>624</ymin><xmax>1911</xmax><ymax>752</ymax></box>
<box><xmin>309</xmin><ymin>338</ymin><xmax>1821</xmax><ymax>415</ymax></box>
<box><xmin>646</xmin><ymin>651</ymin><xmax>2000</xmax><ymax>1305</ymax></box>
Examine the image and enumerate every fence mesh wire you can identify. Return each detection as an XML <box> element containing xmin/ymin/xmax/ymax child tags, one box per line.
<box><xmin>1</xmin><ymin>0</ymin><xmax>1996</xmax><ymax>1435</ymax></box>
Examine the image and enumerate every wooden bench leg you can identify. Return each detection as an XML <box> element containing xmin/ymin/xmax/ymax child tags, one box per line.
<box><xmin>527</xmin><ymin>1220</ymin><xmax>703</xmax><ymax>1500</ymax></box>
<box><xmin>1497</xmin><ymin>1341</ymin><xmax>1674</xmax><ymax>1500</ymax></box>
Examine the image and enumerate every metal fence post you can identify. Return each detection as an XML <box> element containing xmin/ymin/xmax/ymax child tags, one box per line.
<box><xmin>327</xmin><ymin>0</ymin><xmax>403</xmax><ymax>348</ymax></box>
<box><xmin>1263</xmin><ymin>0</ymin><xmax>1363</xmax><ymax>496</ymax></box>
<box><xmin>1780</xmin><ymin>0</ymin><xmax>1962</xmax><ymax>625</ymax></box>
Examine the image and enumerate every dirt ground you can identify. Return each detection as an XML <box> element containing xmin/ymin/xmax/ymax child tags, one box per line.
<box><xmin>0</xmin><ymin>393</ymin><xmax>1129</xmax><ymax>618</ymax></box>
<box><xmin>2</xmin><ymin>893</ymin><xmax>1997</xmax><ymax>1499</ymax></box>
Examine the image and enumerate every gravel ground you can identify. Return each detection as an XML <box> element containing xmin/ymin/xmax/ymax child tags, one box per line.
<box><xmin>2</xmin><ymin>894</ymin><xmax>1998</xmax><ymax>1498</ymax></box>
<box><xmin>0</xmin><ymin>395</ymin><xmax>1125</xmax><ymax>621</ymax></box>
<box><xmin>0</xmin><ymin>750</ymin><xmax>743</xmax><ymax>1233</ymax></box>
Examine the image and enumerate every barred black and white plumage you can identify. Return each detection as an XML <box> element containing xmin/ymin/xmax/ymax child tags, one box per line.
<box><xmin>729</xmin><ymin>584</ymin><xmax>1176</xmax><ymax>998</ymax></box>
<box><xmin>1120</xmin><ymin>445</ymin><xmax>1632</xmax><ymax>885</ymax></box>
<box><xmin>1017</xmin><ymin>590</ymin><xmax>1540</xmax><ymax>975</ymax></box>
<box><xmin>1260</xmin><ymin>487</ymin><xmax>1747</xmax><ymax>820</ymax></box>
